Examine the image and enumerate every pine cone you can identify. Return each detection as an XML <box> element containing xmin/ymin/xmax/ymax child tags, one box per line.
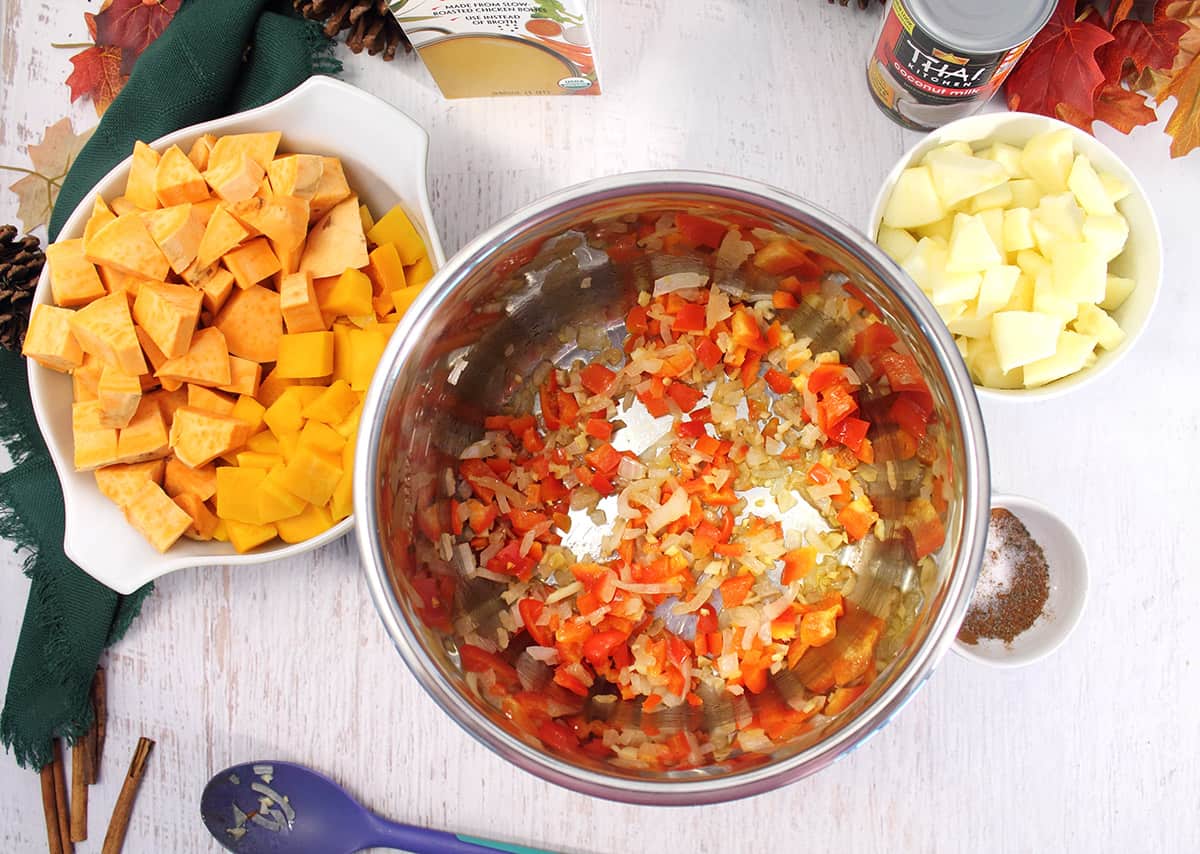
<box><xmin>0</xmin><ymin>225</ymin><xmax>44</xmax><ymax>352</ymax></box>
<box><xmin>828</xmin><ymin>0</ymin><xmax>883</xmax><ymax>8</ymax></box>
<box><xmin>294</xmin><ymin>0</ymin><xmax>410</xmax><ymax>61</ymax></box>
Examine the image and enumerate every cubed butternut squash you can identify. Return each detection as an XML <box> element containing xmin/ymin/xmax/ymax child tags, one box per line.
<box><xmin>275</xmin><ymin>502</ymin><xmax>334</xmax><ymax>543</ymax></box>
<box><xmin>319</xmin><ymin>268</ymin><xmax>373</xmax><ymax>317</ymax></box>
<box><xmin>216</xmin><ymin>465</ymin><xmax>268</xmax><ymax>524</ymax></box>
<box><xmin>276</xmin><ymin>446</ymin><xmax>342</xmax><ymax>506</ymax></box>
<box><xmin>348</xmin><ymin>327</ymin><xmax>389</xmax><ymax>391</ymax></box>
<box><xmin>224</xmin><ymin>519</ymin><xmax>277</xmax><ymax>553</ymax></box>
<box><xmin>367</xmin><ymin>205</ymin><xmax>426</xmax><ymax>265</ymax></box>
<box><xmin>301</xmin><ymin>379</ymin><xmax>358</xmax><ymax>425</ymax></box>
<box><xmin>405</xmin><ymin>255</ymin><xmax>435</xmax><ymax>289</ymax></box>
<box><xmin>275</xmin><ymin>331</ymin><xmax>334</xmax><ymax>379</ymax></box>
<box><xmin>230</xmin><ymin>394</ymin><xmax>266</xmax><ymax>434</ymax></box>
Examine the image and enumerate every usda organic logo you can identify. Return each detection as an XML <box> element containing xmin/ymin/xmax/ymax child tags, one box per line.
<box><xmin>559</xmin><ymin>76</ymin><xmax>593</xmax><ymax>90</ymax></box>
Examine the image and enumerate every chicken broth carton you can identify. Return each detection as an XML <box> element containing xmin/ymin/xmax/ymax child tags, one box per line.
<box><xmin>392</xmin><ymin>1</ymin><xmax>600</xmax><ymax>98</ymax></box>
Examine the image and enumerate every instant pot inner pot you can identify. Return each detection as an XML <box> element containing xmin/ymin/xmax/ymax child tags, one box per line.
<box><xmin>370</xmin><ymin>188</ymin><xmax>977</xmax><ymax>784</ymax></box>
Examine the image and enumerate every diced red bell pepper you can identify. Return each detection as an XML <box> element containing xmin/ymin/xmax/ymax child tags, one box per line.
<box><xmin>720</xmin><ymin>574</ymin><xmax>755</xmax><ymax>608</ymax></box>
<box><xmin>667</xmin><ymin>382</ymin><xmax>703</xmax><ymax>412</ymax></box>
<box><xmin>583</xmin><ymin>630</ymin><xmax>629</xmax><ymax>668</ymax></box>
<box><xmin>764</xmin><ymin>368</ymin><xmax>792</xmax><ymax>394</ymax></box>
<box><xmin>672</xmin><ymin>302</ymin><xmax>706</xmax><ymax>333</ymax></box>
<box><xmin>508</xmin><ymin>508</ymin><xmax>548</xmax><ymax>534</ymax></box>
<box><xmin>537</xmin><ymin>719</ymin><xmax>580</xmax><ymax>753</ymax></box>
<box><xmin>819</xmin><ymin>385</ymin><xmax>859</xmax><ymax>431</ymax></box>
<box><xmin>411</xmin><ymin>571</ymin><xmax>455</xmax><ymax>632</ymax></box>
<box><xmin>837</xmin><ymin>497</ymin><xmax>878</xmax><ymax>543</ymax></box>
<box><xmin>584</xmin><ymin>442</ymin><xmax>622</xmax><ymax>475</ymax></box>
<box><xmin>556</xmin><ymin>391</ymin><xmax>580</xmax><ymax>426</ymax></box>
<box><xmin>753</xmin><ymin>239</ymin><xmax>822</xmax><ymax>277</ymax></box>
<box><xmin>740</xmin><ymin>650</ymin><xmax>771</xmax><ymax>694</ymax></box>
<box><xmin>677</xmin><ymin>419</ymin><xmax>708</xmax><ymax>439</ymax></box>
<box><xmin>695</xmin><ymin>603</ymin><xmax>718</xmax><ymax>635</ymax></box>
<box><xmin>483</xmin><ymin>415</ymin><xmax>511</xmax><ymax>430</ymax></box>
<box><xmin>799</xmin><ymin>607</ymin><xmax>839</xmax><ymax>647</ymax></box>
<box><xmin>807</xmin><ymin>463</ymin><xmax>832</xmax><ymax>485</ymax></box>
<box><xmin>730</xmin><ymin>307</ymin><xmax>767</xmax><ymax>351</ymax></box>
<box><xmin>521</xmin><ymin>427</ymin><xmax>545</xmax><ymax>453</ymax></box>
<box><xmin>772</xmin><ymin>290</ymin><xmax>799</xmax><ymax>309</ymax></box>
<box><xmin>740</xmin><ymin>352</ymin><xmax>762</xmax><ymax>389</ymax></box>
<box><xmin>781</xmin><ymin>547</ymin><xmax>817</xmax><ymax>585</ymax></box>
<box><xmin>875</xmin><ymin>349</ymin><xmax>929</xmax><ymax>398</ymax></box>
<box><xmin>807</xmin><ymin>363</ymin><xmax>846</xmax><ymax>393</ymax></box>
<box><xmin>459</xmin><ymin>644</ymin><xmax>521</xmax><ymax>693</ymax></box>
<box><xmin>507</xmin><ymin>414</ymin><xmax>536</xmax><ymax>435</ymax></box>
<box><xmin>851</xmin><ymin>321</ymin><xmax>899</xmax><ymax>361</ymax></box>
<box><xmin>590</xmin><ymin>472</ymin><xmax>615</xmax><ymax>496</ymax></box>
<box><xmin>626</xmin><ymin>304</ymin><xmax>650</xmax><ymax>336</ymax></box>
<box><xmin>464</xmin><ymin>499</ymin><xmax>498</xmax><ymax>535</ymax></box>
<box><xmin>539</xmin><ymin>371</ymin><xmax>561</xmax><ymax>430</ymax></box>
<box><xmin>519</xmin><ymin>598</ymin><xmax>555</xmax><ymax>647</ymax></box>
<box><xmin>675</xmin><ymin>213</ymin><xmax>729</xmax><ymax>249</ymax></box>
<box><xmin>488</xmin><ymin>541</ymin><xmax>536</xmax><ymax>580</ymax></box>
<box><xmin>907</xmin><ymin>497</ymin><xmax>946</xmax><ymax>560</ymax></box>
<box><xmin>778</xmin><ymin>274</ymin><xmax>820</xmax><ymax>297</ymax></box>
<box><xmin>460</xmin><ymin>459</ymin><xmax>497</xmax><ymax>502</ymax></box>
<box><xmin>580</xmin><ymin>364</ymin><xmax>617</xmax><ymax>396</ymax></box>
<box><xmin>695</xmin><ymin>337</ymin><xmax>723</xmax><ymax>369</ymax></box>
<box><xmin>552</xmin><ymin>668</ymin><xmax>590</xmax><ymax>697</ymax></box>
<box><xmin>824</xmin><ymin>684</ymin><xmax>868</xmax><ymax>715</ymax></box>
<box><xmin>888</xmin><ymin>393</ymin><xmax>930</xmax><ymax>440</ymax></box>
<box><xmin>827</xmin><ymin>416</ymin><xmax>869</xmax><ymax>453</ymax></box>
<box><xmin>608</xmin><ymin>233</ymin><xmax>641</xmax><ymax>265</ymax></box>
<box><xmin>416</xmin><ymin>501</ymin><xmax>448</xmax><ymax>541</ymax></box>
<box><xmin>585</xmin><ymin>418</ymin><xmax>613</xmax><ymax>440</ymax></box>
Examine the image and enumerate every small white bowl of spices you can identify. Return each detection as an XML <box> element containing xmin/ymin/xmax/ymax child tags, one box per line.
<box><xmin>953</xmin><ymin>494</ymin><xmax>1088</xmax><ymax>668</ymax></box>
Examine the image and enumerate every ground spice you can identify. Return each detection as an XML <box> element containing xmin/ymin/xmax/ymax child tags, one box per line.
<box><xmin>958</xmin><ymin>508</ymin><xmax>1050</xmax><ymax>645</ymax></box>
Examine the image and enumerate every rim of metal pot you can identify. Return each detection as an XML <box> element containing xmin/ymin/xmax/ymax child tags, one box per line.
<box><xmin>354</xmin><ymin>170</ymin><xmax>990</xmax><ymax>805</ymax></box>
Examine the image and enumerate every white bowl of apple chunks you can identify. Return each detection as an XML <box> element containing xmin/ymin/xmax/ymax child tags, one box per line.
<box><xmin>20</xmin><ymin>77</ymin><xmax>445</xmax><ymax>594</ymax></box>
<box><xmin>868</xmin><ymin>112</ymin><xmax>1161</xmax><ymax>397</ymax></box>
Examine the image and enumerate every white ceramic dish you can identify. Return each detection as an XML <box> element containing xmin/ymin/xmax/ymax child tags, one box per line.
<box><xmin>27</xmin><ymin>76</ymin><xmax>445</xmax><ymax>595</ymax></box>
<box><xmin>867</xmin><ymin>112</ymin><xmax>1162</xmax><ymax>401</ymax></box>
<box><xmin>953</xmin><ymin>494</ymin><xmax>1088</xmax><ymax>668</ymax></box>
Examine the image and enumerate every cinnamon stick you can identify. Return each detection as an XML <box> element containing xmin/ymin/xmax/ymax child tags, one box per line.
<box><xmin>100</xmin><ymin>737</ymin><xmax>154</xmax><ymax>854</ymax></box>
<box><xmin>39</xmin><ymin>762</ymin><xmax>64</xmax><ymax>854</ymax></box>
<box><xmin>70</xmin><ymin>736</ymin><xmax>89</xmax><ymax>841</ymax></box>
<box><xmin>50</xmin><ymin>741</ymin><xmax>73</xmax><ymax>854</ymax></box>
<box><xmin>89</xmin><ymin>668</ymin><xmax>106</xmax><ymax>784</ymax></box>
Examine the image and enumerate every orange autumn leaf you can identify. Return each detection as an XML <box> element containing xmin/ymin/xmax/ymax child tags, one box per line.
<box><xmin>1094</xmin><ymin>83</ymin><xmax>1159</xmax><ymax>131</ymax></box>
<box><xmin>1162</xmin><ymin>51</ymin><xmax>1200</xmax><ymax>156</ymax></box>
<box><xmin>65</xmin><ymin>45</ymin><xmax>127</xmax><ymax>116</ymax></box>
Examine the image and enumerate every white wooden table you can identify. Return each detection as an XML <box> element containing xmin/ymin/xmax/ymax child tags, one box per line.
<box><xmin>2</xmin><ymin>2</ymin><xmax>1198</xmax><ymax>852</ymax></box>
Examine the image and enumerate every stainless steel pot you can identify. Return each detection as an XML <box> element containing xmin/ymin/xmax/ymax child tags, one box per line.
<box><xmin>354</xmin><ymin>172</ymin><xmax>989</xmax><ymax>804</ymax></box>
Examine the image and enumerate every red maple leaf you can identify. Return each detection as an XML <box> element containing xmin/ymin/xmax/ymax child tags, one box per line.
<box><xmin>91</xmin><ymin>0</ymin><xmax>181</xmax><ymax>59</ymax></box>
<box><xmin>1096</xmin><ymin>4</ymin><xmax>1189</xmax><ymax>81</ymax></box>
<box><xmin>1006</xmin><ymin>0</ymin><xmax>1116</xmax><ymax>120</ymax></box>
<box><xmin>1093</xmin><ymin>83</ymin><xmax>1159</xmax><ymax>131</ymax></box>
<box><xmin>65</xmin><ymin>45</ymin><xmax>127</xmax><ymax>116</ymax></box>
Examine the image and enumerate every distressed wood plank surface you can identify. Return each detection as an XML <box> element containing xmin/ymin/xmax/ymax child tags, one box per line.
<box><xmin>2</xmin><ymin>2</ymin><xmax>1198</xmax><ymax>852</ymax></box>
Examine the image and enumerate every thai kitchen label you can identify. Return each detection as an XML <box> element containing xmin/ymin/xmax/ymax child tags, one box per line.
<box><xmin>392</xmin><ymin>1</ymin><xmax>601</xmax><ymax>99</ymax></box>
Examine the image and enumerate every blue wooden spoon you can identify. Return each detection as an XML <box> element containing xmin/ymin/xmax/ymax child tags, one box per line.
<box><xmin>201</xmin><ymin>760</ymin><xmax>555</xmax><ymax>854</ymax></box>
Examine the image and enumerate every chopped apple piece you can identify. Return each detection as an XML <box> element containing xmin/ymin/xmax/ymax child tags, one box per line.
<box><xmin>1101</xmin><ymin>275</ymin><xmax>1136</xmax><ymax>312</ymax></box>
<box><xmin>991</xmin><ymin>310</ymin><xmax>1063</xmax><ymax>373</ymax></box>
<box><xmin>1072</xmin><ymin>302</ymin><xmax>1125</xmax><ymax>351</ymax></box>
<box><xmin>1082</xmin><ymin>214</ymin><xmax>1128</xmax><ymax>263</ymax></box>
<box><xmin>876</xmin><ymin>225</ymin><xmax>918</xmax><ymax>263</ymax></box>
<box><xmin>925</xmin><ymin>149</ymin><xmax>1007</xmax><ymax>207</ymax></box>
<box><xmin>1050</xmin><ymin>242</ymin><xmax>1107</xmax><ymax>303</ymax></box>
<box><xmin>1067</xmin><ymin>155</ymin><xmax>1116</xmax><ymax>216</ymax></box>
<box><xmin>1033</xmin><ymin>270</ymin><xmax>1079</xmax><ymax>323</ymax></box>
<box><xmin>946</xmin><ymin>214</ymin><xmax>1002</xmax><ymax>274</ymax></box>
<box><xmin>976</xmin><ymin>266</ymin><xmax>1020</xmax><ymax>318</ymax></box>
<box><xmin>968</xmin><ymin>182</ymin><xmax>1014</xmax><ymax>213</ymax></box>
<box><xmin>899</xmin><ymin>237</ymin><xmax>948</xmax><ymax>294</ymax></box>
<box><xmin>982</xmin><ymin>143</ymin><xmax>1025</xmax><ymax>178</ymax></box>
<box><xmin>1100</xmin><ymin>172</ymin><xmax>1130</xmax><ymax>204</ymax></box>
<box><xmin>966</xmin><ymin>339</ymin><xmax>1023</xmax><ymax>389</ymax></box>
<box><xmin>1002</xmin><ymin>208</ymin><xmax>1035</xmax><ymax>253</ymax></box>
<box><xmin>881</xmin><ymin>166</ymin><xmax>946</xmax><ymax>229</ymax></box>
<box><xmin>1022</xmin><ymin>331</ymin><xmax>1098</xmax><ymax>387</ymax></box>
<box><xmin>1020</xmin><ymin>128</ymin><xmax>1074</xmax><ymax>194</ymax></box>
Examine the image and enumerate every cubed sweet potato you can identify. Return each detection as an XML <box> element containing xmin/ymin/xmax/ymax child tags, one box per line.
<box><xmin>82</xmin><ymin>197</ymin><xmax>116</xmax><ymax>255</ymax></box>
<box><xmin>69</xmin><ymin>292</ymin><xmax>148</xmax><ymax>375</ymax></box>
<box><xmin>73</xmin><ymin>401</ymin><xmax>120</xmax><ymax>470</ymax></box>
<box><xmin>187</xmin><ymin>134</ymin><xmax>217</xmax><ymax>171</ymax></box>
<box><xmin>228</xmin><ymin>195</ymin><xmax>308</xmax><ymax>251</ymax></box>
<box><xmin>23</xmin><ymin>304</ymin><xmax>84</xmax><ymax>372</ymax></box>
<box><xmin>132</xmin><ymin>281</ymin><xmax>202</xmax><ymax>359</ymax></box>
<box><xmin>46</xmin><ymin>238</ymin><xmax>106</xmax><ymax>307</ymax></box>
<box><xmin>154</xmin><ymin>144</ymin><xmax>210</xmax><ymax>207</ymax></box>
<box><xmin>205</xmin><ymin>153</ymin><xmax>264</xmax><ymax>203</ymax></box>
<box><xmin>163</xmin><ymin>456</ymin><xmax>217</xmax><ymax>501</ymax></box>
<box><xmin>279</xmin><ymin>271</ymin><xmax>325</xmax><ymax>334</ymax></box>
<box><xmin>142</xmin><ymin>204</ymin><xmax>205</xmax><ymax>274</ymax></box>
<box><xmin>308</xmin><ymin>157</ymin><xmax>351</xmax><ymax>222</ymax></box>
<box><xmin>116</xmin><ymin>397</ymin><xmax>170</xmax><ymax>462</ymax></box>
<box><xmin>169</xmin><ymin>406</ymin><xmax>251</xmax><ymax>467</ymax></box>
<box><xmin>174</xmin><ymin>491</ymin><xmax>219</xmax><ymax>540</ymax></box>
<box><xmin>156</xmin><ymin>326</ymin><xmax>231</xmax><ymax>387</ymax></box>
<box><xmin>94</xmin><ymin>458</ymin><xmax>165</xmax><ymax>508</ymax></box>
<box><xmin>85</xmin><ymin>213</ymin><xmax>171</xmax><ymax>281</ymax></box>
<box><xmin>124</xmin><ymin>481</ymin><xmax>192</xmax><ymax>552</ymax></box>
<box><xmin>125</xmin><ymin>141</ymin><xmax>161</xmax><ymax>211</ymax></box>
<box><xmin>187</xmin><ymin>384</ymin><xmax>236</xmax><ymax>415</ymax></box>
<box><xmin>268</xmin><ymin>153</ymin><xmax>324</xmax><ymax>199</ymax></box>
<box><xmin>218</xmin><ymin>356</ymin><xmax>261</xmax><ymax>397</ymax></box>
<box><xmin>197</xmin><ymin>205</ymin><xmax>249</xmax><ymax>269</ymax></box>
<box><xmin>213</xmin><ymin>285</ymin><xmax>281</xmax><ymax>362</ymax></box>
<box><xmin>223</xmin><ymin>237</ymin><xmax>280</xmax><ymax>289</ymax></box>
<box><xmin>299</xmin><ymin>195</ymin><xmax>367</xmax><ymax>279</ymax></box>
<box><xmin>97</xmin><ymin>364</ymin><xmax>142</xmax><ymax>428</ymax></box>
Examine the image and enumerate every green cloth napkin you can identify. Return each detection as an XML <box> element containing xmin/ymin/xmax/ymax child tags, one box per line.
<box><xmin>2</xmin><ymin>0</ymin><xmax>340</xmax><ymax>770</ymax></box>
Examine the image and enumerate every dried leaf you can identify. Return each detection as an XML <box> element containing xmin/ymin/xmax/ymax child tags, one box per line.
<box><xmin>1078</xmin><ymin>0</ymin><xmax>1156</xmax><ymax>27</ymax></box>
<box><xmin>91</xmin><ymin>0</ymin><xmax>181</xmax><ymax>59</ymax></box>
<box><xmin>1007</xmin><ymin>0</ymin><xmax>1116</xmax><ymax>120</ymax></box>
<box><xmin>1094</xmin><ymin>83</ymin><xmax>1160</xmax><ymax>130</ymax></box>
<box><xmin>3</xmin><ymin>119</ymin><xmax>94</xmax><ymax>233</ymax></box>
<box><xmin>1162</xmin><ymin>52</ymin><xmax>1200</xmax><ymax>156</ymax></box>
<box><xmin>65</xmin><ymin>46</ymin><xmax>128</xmax><ymax>116</ymax></box>
<box><xmin>1097</xmin><ymin>5</ymin><xmax>1189</xmax><ymax>82</ymax></box>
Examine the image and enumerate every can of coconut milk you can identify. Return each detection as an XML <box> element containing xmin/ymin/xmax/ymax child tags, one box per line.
<box><xmin>867</xmin><ymin>0</ymin><xmax>1056</xmax><ymax>131</ymax></box>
